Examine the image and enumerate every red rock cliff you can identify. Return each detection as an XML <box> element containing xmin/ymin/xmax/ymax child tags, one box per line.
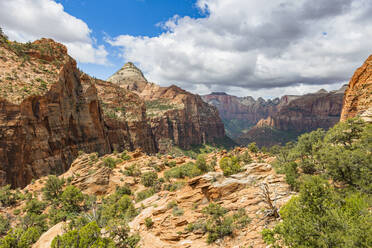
<box><xmin>108</xmin><ymin>63</ymin><xmax>226</xmax><ymax>152</ymax></box>
<box><xmin>0</xmin><ymin>39</ymin><xmax>156</xmax><ymax>187</ymax></box>
<box><xmin>340</xmin><ymin>55</ymin><xmax>372</xmax><ymax>122</ymax></box>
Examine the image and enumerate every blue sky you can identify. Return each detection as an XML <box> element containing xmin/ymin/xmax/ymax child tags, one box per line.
<box><xmin>1</xmin><ymin>0</ymin><xmax>371</xmax><ymax>98</ymax></box>
<box><xmin>55</xmin><ymin>0</ymin><xmax>204</xmax><ymax>80</ymax></box>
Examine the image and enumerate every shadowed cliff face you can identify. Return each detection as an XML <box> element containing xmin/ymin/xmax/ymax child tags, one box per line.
<box><xmin>341</xmin><ymin>54</ymin><xmax>372</xmax><ymax>122</ymax></box>
<box><xmin>0</xmin><ymin>39</ymin><xmax>156</xmax><ymax>187</ymax></box>
<box><xmin>108</xmin><ymin>63</ymin><xmax>226</xmax><ymax>152</ymax></box>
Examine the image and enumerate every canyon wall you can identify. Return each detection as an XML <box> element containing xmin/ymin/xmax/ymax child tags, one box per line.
<box><xmin>203</xmin><ymin>86</ymin><xmax>345</xmax><ymax>147</ymax></box>
<box><xmin>0</xmin><ymin>39</ymin><xmax>156</xmax><ymax>187</ymax></box>
<box><xmin>340</xmin><ymin>54</ymin><xmax>372</xmax><ymax>122</ymax></box>
<box><xmin>108</xmin><ymin>63</ymin><xmax>226</xmax><ymax>152</ymax></box>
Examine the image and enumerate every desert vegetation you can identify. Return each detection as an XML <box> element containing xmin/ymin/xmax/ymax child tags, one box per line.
<box><xmin>262</xmin><ymin>118</ymin><xmax>372</xmax><ymax>247</ymax></box>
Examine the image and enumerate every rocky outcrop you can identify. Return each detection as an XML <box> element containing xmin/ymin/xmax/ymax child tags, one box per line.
<box><xmin>108</xmin><ymin>63</ymin><xmax>226</xmax><ymax>152</ymax></box>
<box><xmin>0</xmin><ymin>39</ymin><xmax>156</xmax><ymax>187</ymax></box>
<box><xmin>0</xmin><ymin>39</ymin><xmax>112</xmax><ymax>187</ymax></box>
<box><xmin>340</xmin><ymin>55</ymin><xmax>372</xmax><ymax>122</ymax></box>
<box><xmin>18</xmin><ymin>148</ymin><xmax>292</xmax><ymax>248</ymax></box>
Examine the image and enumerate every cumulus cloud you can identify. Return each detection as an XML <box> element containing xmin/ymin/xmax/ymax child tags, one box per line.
<box><xmin>108</xmin><ymin>0</ymin><xmax>372</xmax><ymax>97</ymax></box>
<box><xmin>0</xmin><ymin>0</ymin><xmax>108</xmax><ymax>64</ymax></box>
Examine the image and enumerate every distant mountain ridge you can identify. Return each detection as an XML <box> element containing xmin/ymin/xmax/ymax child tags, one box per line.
<box><xmin>202</xmin><ymin>85</ymin><xmax>346</xmax><ymax>146</ymax></box>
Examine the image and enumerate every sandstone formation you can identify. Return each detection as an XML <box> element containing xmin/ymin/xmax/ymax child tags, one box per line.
<box><xmin>0</xmin><ymin>39</ymin><xmax>110</xmax><ymax>187</ymax></box>
<box><xmin>264</xmin><ymin>88</ymin><xmax>345</xmax><ymax>132</ymax></box>
<box><xmin>108</xmin><ymin>63</ymin><xmax>226</xmax><ymax>152</ymax></box>
<box><xmin>202</xmin><ymin>92</ymin><xmax>279</xmax><ymax>137</ymax></box>
<box><xmin>0</xmin><ymin>39</ymin><xmax>156</xmax><ymax>187</ymax></box>
<box><xmin>340</xmin><ymin>54</ymin><xmax>372</xmax><ymax>122</ymax></box>
<box><xmin>3</xmin><ymin>148</ymin><xmax>292</xmax><ymax>248</ymax></box>
<box><xmin>203</xmin><ymin>86</ymin><xmax>345</xmax><ymax>146</ymax></box>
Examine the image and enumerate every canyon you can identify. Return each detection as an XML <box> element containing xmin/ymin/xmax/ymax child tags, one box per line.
<box><xmin>108</xmin><ymin>63</ymin><xmax>226</xmax><ymax>152</ymax></box>
<box><xmin>203</xmin><ymin>86</ymin><xmax>346</xmax><ymax>146</ymax></box>
<box><xmin>0</xmin><ymin>38</ymin><xmax>225</xmax><ymax>187</ymax></box>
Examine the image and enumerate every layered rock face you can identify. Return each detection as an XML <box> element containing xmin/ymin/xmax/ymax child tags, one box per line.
<box><xmin>0</xmin><ymin>39</ymin><xmax>155</xmax><ymax>187</ymax></box>
<box><xmin>202</xmin><ymin>93</ymin><xmax>279</xmax><ymax>137</ymax></box>
<box><xmin>203</xmin><ymin>87</ymin><xmax>345</xmax><ymax>142</ymax></box>
<box><xmin>88</xmin><ymin>78</ymin><xmax>157</xmax><ymax>153</ymax></box>
<box><xmin>0</xmin><ymin>39</ymin><xmax>110</xmax><ymax>187</ymax></box>
<box><xmin>267</xmin><ymin>88</ymin><xmax>345</xmax><ymax>132</ymax></box>
<box><xmin>236</xmin><ymin>88</ymin><xmax>345</xmax><ymax>146</ymax></box>
<box><xmin>108</xmin><ymin>63</ymin><xmax>226</xmax><ymax>152</ymax></box>
<box><xmin>340</xmin><ymin>54</ymin><xmax>372</xmax><ymax>122</ymax></box>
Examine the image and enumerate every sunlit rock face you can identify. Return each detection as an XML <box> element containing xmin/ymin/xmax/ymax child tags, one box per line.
<box><xmin>108</xmin><ymin>63</ymin><xmax>226</xmax><ymax>152</ymax></box>
<box><xmin>341</xmin><ymin>54</ymin><xmax>372</xmax><ymax>122</ymax></box>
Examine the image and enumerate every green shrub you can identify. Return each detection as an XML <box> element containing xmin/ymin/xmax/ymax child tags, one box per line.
<box><xmin>232</xmin><ymin>208</ymin><xmax>251</xmax><ymax>229</ymax></box>
<box><xmin>103</xmin><ymin>157</ymin><xmax>118</xmax><ymax>169</ymax></box>
<box><xmin>145</xmin><ymin>217</ymin><xmax>154</xmax><ymax>229</ymax></box>
<box><xmin>120</xmin><ymin>151</ymin><xmax>131</xmax><ymax>161</ymax></box>
<box><xmin>283</xmin><ymin>162</ymin><xmax>299</xmax><ymax>190</ymax></box>
<box><xmin>172</xmin><ymin>207</ymin><xmax>184</xmax><ymax>216</ymax></box>
<box><xmin>105</xmin><ymin>220</ymin><xmax>140</xmax><ymax>248</ymax></box>
<box><xmin>247</xmin><ymin>142</ymin><xmax>258</xmax><ymax>153</ymax></box>
<box><xmin>202</xmin><ymin>203</ymin><xmax>233</xmax><ymax>244</ymax></box>
<box><xmin>219</xmin><ymin>156</ymin><xmax>242</xmax><ymax>176</ymax></box>
<box><xmin>162</xmin><ymin>181</ymin><xmax>185</xmax><ymax>192</ymax></box>
<box><xmin>262</xmin><ymin>176</ymin><xmax>372</xmax><ymax>247</ymax></box>
<box><xmin>24</xmin><ymin>198</ymin><xmax>46</xmax><ymax>215</ymax></box>
<box><xmin>167</xmin><ymin>200</ymin><xmax>178</xmax><ymax>209</ymax></box>
<box><xmin>239</xmin><ymin>150</ymin><xmax>252</xmax><ymax>164</ymax></box>
<box><xmin>141</xmin><ymin>171</ymin><xmax>158</xmax><ymax>187</ymax></box>
<box><xmin>21</xmin><ymin>212</ymin><xmax>48</xmax><ymax>232</ymax></box>
<box><xmin>186</xmin><ymin>204</ymin><xmax>250</xmax><ymax>244</ymax></box>
<box><xmin>51</xmin><ymin>222</ymin><xmax>115</xmax><ymax>248</ymax></box>
<box><xmin>42</xmin><ymin>175</ymin><xmax>65</xmax><ymax>202</ymax></box>
<box><xmin>60</xmin><ymin>185</ymin><xmax>84</xmax><ymax>213</ymax></box>
<box><xmin>164</xmin><ymin>160</ymin><xmax>177</xmax><ymax>168</ymax></box>
<box><xmin>0</xmin><ymin>214</ymin><xmax>10</xmax><ymax>235</ymax></box>
<box><xmin>136</xmin><ymin>188</ymin><xmax>155</xmax><ymax>202</ymax></box>
<box><xmin>89</xmin><ymin>153</ymin><xmax>98</xmax><ymax>162</ymax></box>
<box><xmin>0</xmin><ymin>185</ymin><xmax>20</xmax><ymax>207</ymax></box>
<box><xmin>115</xmin><ymin>185</ymin><xmax>132</xmax><ymax>196</ymax></box>
<box><xmin>0</xmin><ymin>227</ymin><xmax>42</xmax><ymax>248</ymax></box>
<box><xmin>48</xmin><ymin>208</ymin><xmax>70</xmax><ymax>226</ymax></box>
<box><xmin>195</xmin><ymin>154</ymin><xmax>208</xmax><ymax>172</ymax></box>
<box><xmin>164</xmin><ymin>162</ymin><xmax>202</xmax><ymax>180</ymax></box>
<box><xmin>124</xmin><ymin>164</ymin><xmax>141</xmax><ymax>177</ymax></box>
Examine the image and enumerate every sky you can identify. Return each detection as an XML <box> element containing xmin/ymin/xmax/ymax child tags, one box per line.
<box><xmin>0</xmin><ymin>0</ymin><xmax>371</xmax><ymax>99</ymax></box>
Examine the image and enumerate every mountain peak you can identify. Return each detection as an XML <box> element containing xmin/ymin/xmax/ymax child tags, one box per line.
<box><xmin>107</xmin><ymin>62</ymin><xmax>148</xmax><ymax>91</ymax></box>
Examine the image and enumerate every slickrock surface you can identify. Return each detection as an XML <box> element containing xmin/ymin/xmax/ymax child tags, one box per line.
<box><xmin>340</xmin><ymin>54</ymin><xmax>372</xmax><ymax>122</ymax></box>
<box><xmin>5</xmin><ymin>148</ymin><xmax>292</xmax><ymax>248</ymax></box>
<box><xmin>108</xmin><ymin>63</ymin><xmax>226</xmax><ymax>152</ymax></box>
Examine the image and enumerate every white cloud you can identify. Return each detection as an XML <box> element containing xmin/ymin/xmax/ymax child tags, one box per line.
<box><xmin>0</xmin><ymin>0</ymin><xmax>108</xmax><ymax>64</ymax></box>
<box><xmin>108</xmin><ymin>0</ymin><xmax>372</xmax><ymax>97</ymax></box>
